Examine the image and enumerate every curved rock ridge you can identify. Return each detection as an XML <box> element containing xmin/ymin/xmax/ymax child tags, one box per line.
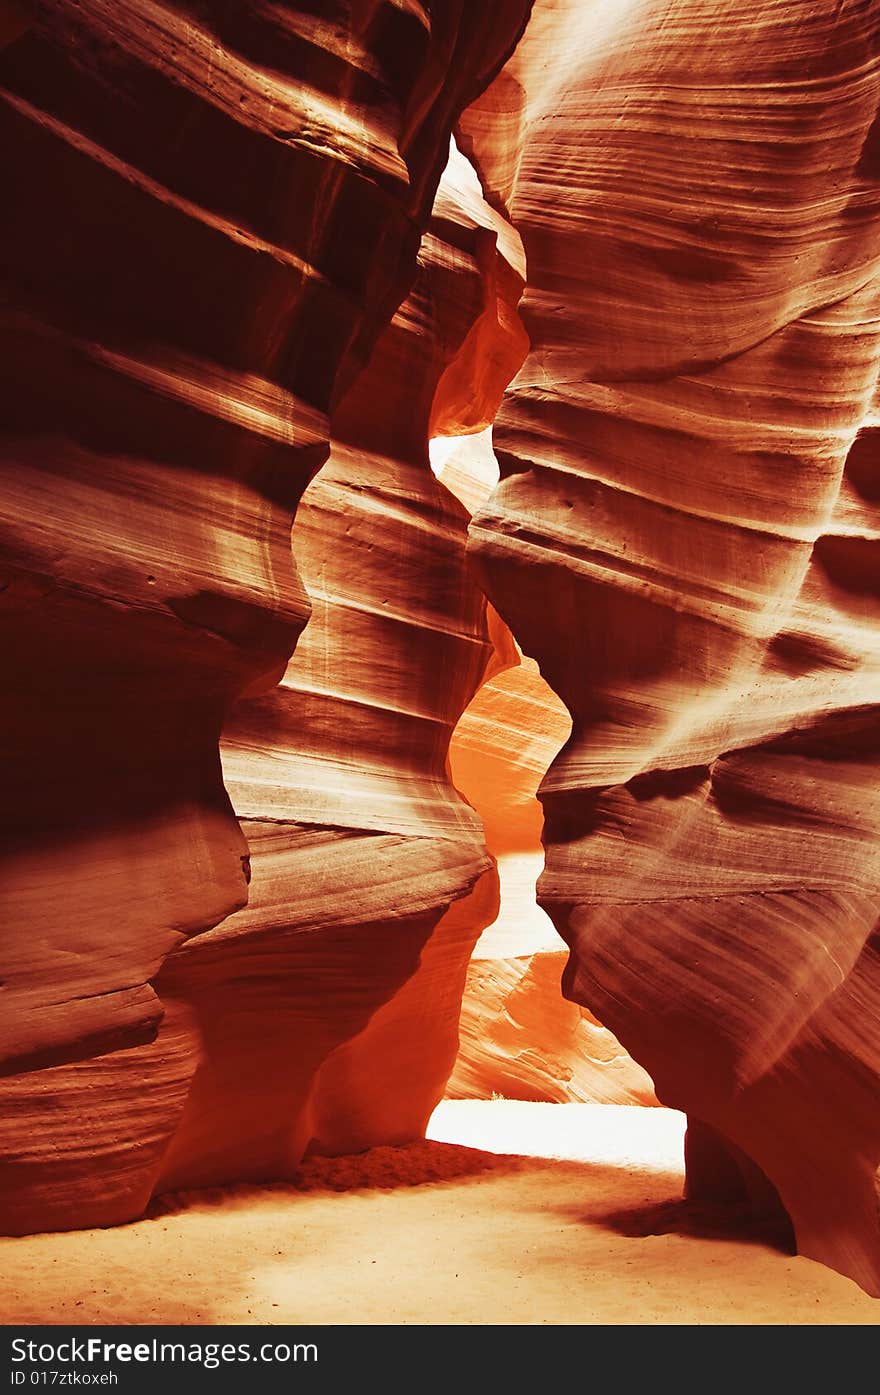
<box><xmin>434</xmin><ymin>432</ymin><xmax>564</xmax><ymax>959</ymax></box>
<box><xmin>5</xmin><ymin>0</ymin><xmax>880</xmax><ymax>1302</ymax></box>
<box><xmin>434</xmin><ymin>429</ymin><xmax>655</xmax><ymax>1105</ymax></box>
<box><xmin>0</xmin><ymin>0</ymin><xmax>531</xmax><ymax>1232</ymax></box>
<box><xmin>448</xmin><ymin>953</ymin><xmax>659</xmax><ymax>1106</ymax></box>
<box><xmin>156</xmin><ymin>136</ymin><xmax>528</xmax><ymax>1190</ymax></box>
<box><xmin>464</xmin><ymin>0</ymin><xmax>880</xmax><ymax>1292</ymax></box>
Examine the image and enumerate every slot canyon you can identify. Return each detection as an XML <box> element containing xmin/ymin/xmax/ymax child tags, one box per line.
<box><xmin>2</xmin><ymin>0</ymin><xmax>880</xmax><ymax>1328</ymax></box>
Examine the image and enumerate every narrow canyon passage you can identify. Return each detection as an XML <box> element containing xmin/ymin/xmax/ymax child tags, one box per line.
<box><xmin>2</xmin><ymin>0</ymin><xmax>880</xmax><ymax>1322</ymax></box>
<box><xmin>433</xmin><ymin>429</ymin><xmax>657</xmax><ymax>1108</ymax></box>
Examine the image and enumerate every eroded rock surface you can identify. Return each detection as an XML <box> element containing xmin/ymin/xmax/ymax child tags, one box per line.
<box><xmin>465</xmin><ymin>0</ymin><xmax>880</xmax><ymax>1293</ymax></box>
<box><xmin>436</xmin><ymin>431</ymin><xmax>655</xmax><ymax>1106</ymax></box>
<box><xmin>3</xmin><ymin>0</ymin><xmax>880</xmax><ymax>1304</ymax></box>
<box><xmin>156</xmin><ymin>140</ymin><xmax>528</xmax><ymax>1185</ymax></box>
<box><xmin>0</xmin><ymin>0</ymin><xmax>530</xmax><ymax>1231</ymax></box>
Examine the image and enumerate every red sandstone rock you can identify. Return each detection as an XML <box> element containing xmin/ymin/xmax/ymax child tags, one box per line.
<box><xmin>448</xmin><ymin>950</ymin><xmax>658</xmax><ymax>1107</ymax></box>
<box><xmin>0</xmin><ymin>0</ymin><xmax>530</xmax><ymax>1231</ymax></box>
<box><xmin>2</xmin><ymin>0</ymin><xmax>879</xmax><ymax>1308</ymax></box>
<box><xmin>436</xmin><ymin>430</ymin><xmax>655</xmax><ymax>1105</ymax></box>
<box><xmin>465</xmin><ymin>0</ymin><xmax>880</xmax><ymax>1295</ymax></box>
<box><xmin>154</xmin><ymin>138</ymin><xmax>528</xmax><ymax>1187</ymax></box>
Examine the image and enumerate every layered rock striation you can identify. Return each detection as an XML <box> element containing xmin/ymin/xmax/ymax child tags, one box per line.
<box><xmin>0</xmin><ymin>0</ymin><xmax>530</xmax><ymax>1231</ymax></box>
<box><xmin>3</xmin><ymin>0</ymin><xmax>880</xmax><ymax>1304</ymax></box>
<box><xmin>437</xmin><ymin>431</ymin><xmax>655</xmax><ymax>1106</ymax></box>
<box><xmin>158</xmin><ymin>139</ymin><xmax>528</xmax><ymax>1184</ymax></box>
<box><xmin>465</xmin><ymin>0</ymin><xmax>880</xmax><ymax>1293</ymax></box>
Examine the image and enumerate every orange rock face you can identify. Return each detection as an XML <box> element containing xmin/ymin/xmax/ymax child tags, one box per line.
<box><xmin>436</xmin><ymin>430</ymin><xmax>656</xmax><ymax>1106</ymax></box>
<box><xmin>155</xmin><ymin>141</ymin><xmax>528</xmax><ymax>1186</ymax></box>
<box><xmin>0</xmin><ymin>0</ymin><xmax>530</xmax><ymax>1230</ymax></box>
<box><xmin>465</xmin><ymin>0</ymin><xmax>880</xmax><ymax>1294</ymax></box>
<box><xmin>3</xmin><ymin>0</ymin><xmax>880</xmax><ymax>1304</ymax></box>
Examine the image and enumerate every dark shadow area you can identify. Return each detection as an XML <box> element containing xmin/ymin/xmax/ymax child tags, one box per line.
<box><xmin>586</xmin><ymin>1197</ymin><xmax>796</xmax><ymax>1254</ymax></box>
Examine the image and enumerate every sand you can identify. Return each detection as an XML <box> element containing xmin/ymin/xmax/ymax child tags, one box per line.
<box><xmin>1</xmin><ymin>1101</ymin><xmax>876</xmax><ymax>1326</ymax></box>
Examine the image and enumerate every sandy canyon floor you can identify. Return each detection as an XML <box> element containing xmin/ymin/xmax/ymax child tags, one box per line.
<box><xmin>2</xmin><ymin>1102</ymin><xmax>876</xmax><ymax>1326</ymax></box>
